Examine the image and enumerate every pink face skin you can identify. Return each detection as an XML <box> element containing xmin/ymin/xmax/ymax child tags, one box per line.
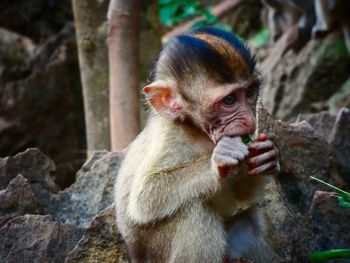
<box><xmin>203</xmin><ymin>79</ymin><xmax>260</xmax><ymax>144</ymax></box>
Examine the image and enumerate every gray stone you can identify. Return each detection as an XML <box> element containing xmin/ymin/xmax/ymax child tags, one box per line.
<box><xmin>261</xmin><ymin>32</ymin><xmax>350</xmax><ymax>121</ymax></box>
<box><xmin>296</xmin><ymin>111</ymin><xmax>336</xmax><ymax>141</ymax></box>
<box><xmin>258</xmin><ymin>106</ymin><xmax>350</xmax><ymax>261</ymax></box>
<box><xmin>329</xmin><ymin>78</ymin><xmax>350</xmax><ymax>114</ymax></box>
<box><xmin>0</xmin><ymin>174</ymin><xmax>42</xmax><ymax>227</ymax></box>
<box><xmin>0</xmin><ymin>148</ymin><xmax>57</xmax><ymax>192</ymax></box>
<box><xmin>291</xmin><ymin>191</ymin><xmax>350</xmax><ymax>263</ymax></box>
<box><xmin>65</xmin><ymin>205</ymin><xmax>128</xmax><ymax>263</ymax></box>
<box><xmin>48</xmin><ymin>151</ymin><xmax>125</xmax><ymax>227</ymax></box>
<box><xmin>0</xmin><ymin>214</ymin><xmax>83</xmax><ymax>263</ymax></box>
<box><xmin>0</xmin><ymin>23</ymin><xmax>85</xmax><ymax>189</ymax></box>
<box><xmin>329</xmin><ymin>108</ymin><xmax>350</xmax><ymax>184</ymax></box>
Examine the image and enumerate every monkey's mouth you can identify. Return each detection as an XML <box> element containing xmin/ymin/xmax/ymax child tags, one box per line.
<box><xmin>210</xmin><ymin>124</ymin><xmax>256</xmax><ymax>144</ymax></box>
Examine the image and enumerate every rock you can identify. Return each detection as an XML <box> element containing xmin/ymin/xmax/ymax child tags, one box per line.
<box><xmin>47</xmin><ymin>151</ymin><xmax>125</xmax><ymax>227</ymax></box>
<box><xmin>291</xmin><ymin>191</ymin><xmax>350</xmax><ymax>263</ymax></box>
<box><xmin>0</xmin><ymin>148</ymin><xmax>124</xmax><ymax>228</ymax></box>
<box><xmin>66</xmin><ymin>205</ymin><xmax>128</xmax><ymax>263</ymax></box>
<box><xmin>0</xmin><ymin>23</ymin><xmax>85</xmax><ymax>188</ymax></box>
<box><xmin>329</xmin><ymin>78</ymin><xmax>350</xmax><ymax>114</ymax></box>
<box><xmin>0</xmin><ymin>0</ymin><xmax>73</xmax><ymax>42</ymax></box>
<box><xmin>261</xmin><ymin>32</ymin><xmax>350</xmax><ymax>120</ymax></box>
<box><xmin>0</xmin><ymin>148</ymin><xmax>56</xmax><ymax>191</ymax></box>
<box><xmin>221</xmin><ymin>0</ymin><xmax>263</xmax><ymax>39</ymax></box>
<box><xmin>296</xmin><ymin>111</ymin><xmax>336</xmax><ymax>141</ymax></box>
<box><xmin>0</xmin><ymin>174</ymin><xmax>42</xmax><ymax>227</ymax></box>
<box><xmin>258</xmin><ymin>106</ymin><xmax>350</xmax><ymax>261</ymax></box>
<box><xmin>259</xmin><ymin>105</ymin><xmax>333</xmax><ymax>208</ymax></box>
<box><xmin>329</xmin><ymin>108</ymin><xmax>350</xmax><ymax>184</ymax></box>
<box><xmin>0</xmin><ymin>28</ymin><xmax>35</xmax><ymax>72</ymax></box>
<box><xmin>0</xmin><ymin>214</ymin><xmax>84</xmax><ymax>263</ymax></box>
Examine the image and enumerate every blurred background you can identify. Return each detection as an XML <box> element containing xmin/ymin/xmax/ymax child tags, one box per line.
<box><xmin>0</xmin><ymin>0</ymin><xmax>349</xmax><ymax>189</ymax></box>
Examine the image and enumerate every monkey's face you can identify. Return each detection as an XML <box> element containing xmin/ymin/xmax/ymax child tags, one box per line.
<box><xmin>145</xmin><ymin>27</ymin><xmax>260</xmax><ymax>144</ymax></box>
<box><xmin>195</xmin><ymin>78</ymin><xmax>260</xmax><ymax>144</ymax></box>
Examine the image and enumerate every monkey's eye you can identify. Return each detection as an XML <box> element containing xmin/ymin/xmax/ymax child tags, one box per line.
<box><xmin>222</xmin><ymin>94</ymin><xmax>236</xmax><ymax>106</ymax></box>
<box><xmin>246</xmin><ymin>85</ymin><xmax>258</xmax><ymax>98</ymax></box>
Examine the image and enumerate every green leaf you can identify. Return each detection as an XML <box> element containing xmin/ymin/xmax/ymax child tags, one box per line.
<box><xmin>309</xmin><ymin>249</ymin><xmax>350</xmax><ymax>262</ymax></box>
<box><xmin>241</xmin><ymin>134</ymin><xmax>252</xmax><ymax>145</ymax></box>
<box><xmin>171</xmin><ymin>2</ymin><xmax>201</xmax><ymax>23</ymax></box>
<box><xmin>201</xmin><ymin>9</ymin><xmax>218</xmax><ymax>24</ymax></box>
<box><xmin>250</xmin><ymin>28</ymin><xmax>269</xmax><ymax>48</ymax></box>
<box><xmin>191</xmin><ymin>20</ymin><xmax>208</xmax><ymax>29</ymax></box>
<box><xmin>159</xmin><ymin>0</ymin><xmax>174</xmax><ymax>5</ymax></box>
<box><xmin>335</xmin><ymin>39</ymin><xmax>350</xmax><ymax>58</ymax></box>
<box><xmin>182</xmin><ymin>2</ymin><xmax>200</xmax><ymax>16</ymax></box>
<box><xmin>339</xmin><ymin>196</ymin><xmax>350</xmax><ymax>208</ymax></box>
<box><xmin>160</xmin><ymin>2</ymin><xmax>181</xmax><ymax>26</ymax></box>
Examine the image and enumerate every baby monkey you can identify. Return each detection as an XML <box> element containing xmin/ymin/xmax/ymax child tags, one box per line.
<box><xmin>114</xmin><ymin>27</ymin><xmax>279</xmax><ymax>263</ymax></box>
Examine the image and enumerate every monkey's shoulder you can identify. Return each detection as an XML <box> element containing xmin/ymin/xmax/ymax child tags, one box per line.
<box><xmin>126</xmin><ymin>115</ymin><xmax>210</xmax><ymax>174</ymax></box>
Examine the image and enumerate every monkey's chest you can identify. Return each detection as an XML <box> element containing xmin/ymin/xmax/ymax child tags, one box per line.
<box><xmin>208</xmin><ymin>175</ymin><xmax>251</xmax><ymax>219</ymax></box>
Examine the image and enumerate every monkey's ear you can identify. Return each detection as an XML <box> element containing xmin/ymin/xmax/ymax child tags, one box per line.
<box><xmin>143</xmin><ymin>81</ymin><xmax>182</xmax><ymax>121</ymax></box>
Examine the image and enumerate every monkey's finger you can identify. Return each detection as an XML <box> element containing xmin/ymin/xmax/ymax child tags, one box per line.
<box><xmin>247</xmin><ymin>161</ymin><xmax>277</xmax><ymax>176</ymax></box>
<box><xmin>248</xmin><ymin>141</ymin><xmax>274</xmax><ymax>156</ymax></box>
<box><xmin>218</xmin><ymin>166</ymin><xmax>231</xmax><ymax>179</ymax></box>
<box><xmin>214</xmin><ymin>155</ymin><xmax>239</xmax><ymax>167</ymax></box>
<box><xmin>247</xmin><ymin>149</ymin><xmax>276</xmax><ymax>168</ymax></box>
<box><xmin>256</xmin><ymin>133</ymin><xmax>267</xmax><ymax>142</ymax></box>
<box><xmin>220</xmin><ymin>137</ymin><xmax>249</xmax><ymax>153</ymax></box>
<box><xmin>216</xmin><ymin>147</ymin><xmax>248</xmax><ymax>161</ymax></box>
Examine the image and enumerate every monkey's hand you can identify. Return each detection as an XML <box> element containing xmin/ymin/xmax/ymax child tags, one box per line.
<box><xmin>247</xmin><ymin>133</ymin><xmax>279</xmax><ymax>176</ymax></box>
<box><xmin>212</xmin><ymin>136</ymin><xmax>249</xmax><ymax>179</ymax></box>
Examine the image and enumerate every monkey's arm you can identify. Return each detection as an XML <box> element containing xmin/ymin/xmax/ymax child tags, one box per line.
<box><xmin>128</xmin><ymin>154</ymin><xmax>219</xmax><ymax>224</ymax></box>
<box><xmin>212</xmin><ymin>135</ymin><xmax>277</xmax><ymax>202</ymax></box>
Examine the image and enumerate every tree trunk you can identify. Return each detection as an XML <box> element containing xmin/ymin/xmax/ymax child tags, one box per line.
<box><xmin>72</xmin><ymin>0</ymin><xmax>111</xmax><ymax>157</ymax></box>
<box><xmin>107</xmin><ymin>0</ymin><xmax>141</xmax><ymax>151</ymax></box>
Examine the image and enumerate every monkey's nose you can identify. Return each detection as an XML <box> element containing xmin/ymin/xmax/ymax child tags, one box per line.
<box><xmin>243</xmin><ymin>117</ymin><xmax>256</xmax><ymax>135</ymax></box>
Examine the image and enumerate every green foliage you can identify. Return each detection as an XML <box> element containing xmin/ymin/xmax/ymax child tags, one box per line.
<box><xmin>328</xmin><ymin>78</ymin><xmax>350</xmax><ymax>114</ymax></box>
<box><xmin>159</xmin><ymin>0</ymin><xmax>231</xmax><ymax>31</ymax></box>
<box><xmin>309</xmin><ymin>176</ymin><xmax>350</xmax><ymax>262</ymax></box>
<box><xmin>315</xmin><ymin>38</ymin><xmax>350</xmax><ymax>60</ymax></box>
<box><xmin>334</xmin><ymin>39</ymin><xmax>350</xmax><ymax>59</ymax></box>
<box><xmin>309</xmin><ymin>249</ymin><xmax>350</xmax><ymax>262</ymax></box>
<box><xmin>241</xmin><ymin>134</ymin><xmax>252</xmax><ymax>145</ymax></box>
<box><xmin>249</xmin><ymin>28</ymin><xmax>269</xmax><ymax>48</ymax></box>
<box><xmin>160</xmin><ymin>0</ymin><xmax>200</xmax><ymax>26</ymax></box>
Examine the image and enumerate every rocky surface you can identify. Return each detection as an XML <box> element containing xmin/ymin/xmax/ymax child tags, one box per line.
<box><xmin>0</xmin><ymin>28</ymin><xmax>35</xmax><ymax>72</ymax></box>
<box><xmin>257</xmin><ymin>106</ymin><xmax>350</xmax><ymax>262</ymax></box>
<box><xmin>66</xmin><ymin>206</ymin><xmax>128</xmax><ymax>263</ymax></box>
<box><xmin>0</xmin><ymin>0</ymin><xmax>73</xmax><ymax>42</ymax></box>
<box><xmin>260</xmin><ymin>29</ymin><xmax>350</xmax><ymax>121</ymax></box>
<box><xmin>296</xmin><ymin>111</ymin><xmax>336</xmax><ymax>141</ymax></box>
<box><xmin>0</xmin><ymin>215</ymin><xmax>83</xmax><ymax>263</ymax></box>
<box><xmin>328</xmin><ymin>108</ymin><xmax>350</xmax><ymax>184</ymax></box>
<box><xmin>291</xmin><ymin>191</ymin><xmax>350</xmax><ymax>263</ymax></box>
<box><xmin>329</xmin><ymin>78</ymin><xmax>350</xmax><ymax>113</ymax></box>
<box><xmin>47</xmin><ymin>151</ymin><xmax>125</xmax><ymax>227</ymax></box>
<box><xmin>0</xmin><ymin>148</ymin><xmax>56</xmax><ymax>191</ymax></box>
<box><xmin>0</xmin><ymin>149</ymin><xmax>125</xmax><ymax>262</ymax></box>
<box><xmin>0</xmin><ymin>174</ymin><xmax>42</xmax><ymax>227</ymax></box>
<box><xmin>0</xmin><ymin>23</ymin><xmax>86</xmax><ymax>188</ymax></box>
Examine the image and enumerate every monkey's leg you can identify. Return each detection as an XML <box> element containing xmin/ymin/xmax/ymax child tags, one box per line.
<box><xmin>225</xmin><ymin>208</ymin><xmax>276</xmax><ymax>263</ymax></box>
<box><xmin>169</xmin><ymin>203</ymin><xmax>226</xmax><ymax>263</ymax></box>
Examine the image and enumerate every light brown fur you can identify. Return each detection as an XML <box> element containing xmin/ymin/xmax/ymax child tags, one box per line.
<box><xmin>114</xmin><ymin>114</ymin><xmax>274</xmax><ymax>263</ymax></box>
